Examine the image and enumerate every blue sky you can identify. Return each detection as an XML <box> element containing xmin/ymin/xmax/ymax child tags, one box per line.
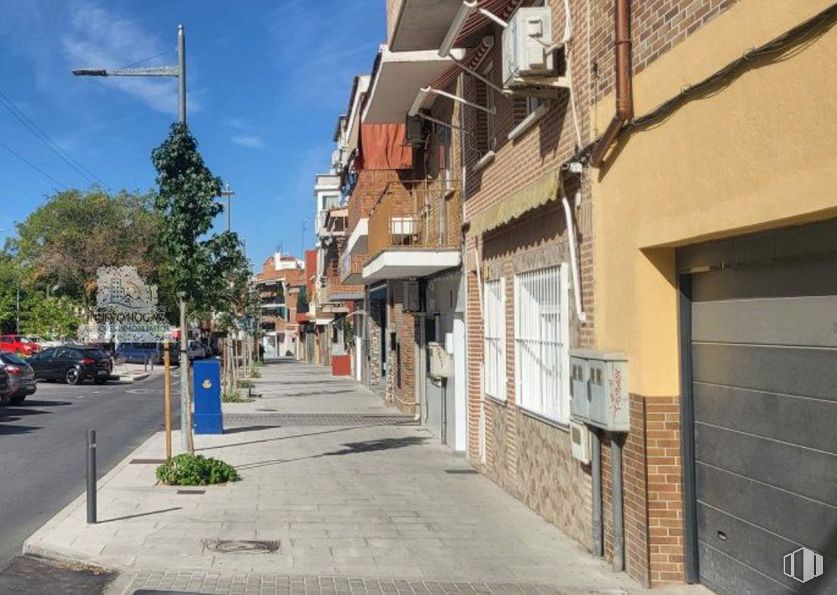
<box><xmin>0</xmin><ymin>0</ymin><xmax>384</xmax><ymax>267</ymax></box>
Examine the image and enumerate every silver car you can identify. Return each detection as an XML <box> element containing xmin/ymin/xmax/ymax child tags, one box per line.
<box><xmin>0</xmin><ymin>352</ymin><xmax>37</xmax><ymax>405</ymax></box>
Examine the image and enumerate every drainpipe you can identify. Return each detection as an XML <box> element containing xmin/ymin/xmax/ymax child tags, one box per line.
<box><xmin>589</xmin><ymin>0</ymin><xmax>633</xmax><ymax>167</ymax></box>
<box><xmin>612</xmin><ymin>434</ymin><xmax>625</xmax><ymax>572</ymax></box>
<box><xmin>591</xmin><ymin>427</ymin><xmax>603</xmax><ymax>558</ymax></box>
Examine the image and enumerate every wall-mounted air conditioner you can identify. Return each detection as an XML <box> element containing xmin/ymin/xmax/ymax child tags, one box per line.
<box><xmin>405</xmin><ymin>115</ymin><xmax>428</xmax><ymax>146</ymax></box>
<box><xmin>503</xmin><ymin>7</ymin><xmax>552</xmax><ymax>83</ymax></box>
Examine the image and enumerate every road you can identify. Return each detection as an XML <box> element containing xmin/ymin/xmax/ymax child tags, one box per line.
<box><xmin>0</xmin><ymin>371</ymin><xmax>180</xmax><ymax>573</ymax></box>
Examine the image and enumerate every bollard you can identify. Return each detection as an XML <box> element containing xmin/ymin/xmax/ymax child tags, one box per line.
<box><xmin>86</xmin><ymin>430</ymin><xmax>97</xmax><ymax>524</ymax></box>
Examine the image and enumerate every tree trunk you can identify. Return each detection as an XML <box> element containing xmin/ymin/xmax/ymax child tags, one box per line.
<box><xmin>179</xmin><ymin>298</ymin><xmax>194</xmax><ymax>454</ymax></box>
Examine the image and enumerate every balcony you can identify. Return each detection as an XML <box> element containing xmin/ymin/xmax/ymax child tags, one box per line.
<box><xmin>341</xmin><ymin>250</ymin><xmax>365</xmax><ymax>285</ymax></box>
<box><xmin>363</xmin><ymin>179</ymin><xmax>462</xmax><ymax>282</ymax></box>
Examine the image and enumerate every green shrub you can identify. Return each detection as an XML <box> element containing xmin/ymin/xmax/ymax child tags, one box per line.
<box><xmin>222</xmin><ymin>390</ymin><xmax>245</xmax><ymax>402</ymax></box>
<box><xmin>156</xmin><ymin>454</ymin><xmax>239</xmax><ymax>486</ymax></box>
<box><xmin>249</xmin><ymin>368</ymin><xmax>261</xmax><ymax>378</ymax></box>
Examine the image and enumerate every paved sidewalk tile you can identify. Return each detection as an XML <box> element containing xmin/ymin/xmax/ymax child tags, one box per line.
<box><xmin>25</xmin><ymin>359</ymin><xmax>707</xmax><ymax>595</ymax></box>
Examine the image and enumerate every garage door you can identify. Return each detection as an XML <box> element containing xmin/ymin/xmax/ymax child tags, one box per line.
<box><xmin>687</xmin><ymin>255</ymin><xmax>837</xmax><ymax>594</ymax></box>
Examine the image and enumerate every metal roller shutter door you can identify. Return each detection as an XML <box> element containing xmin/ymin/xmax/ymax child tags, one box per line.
<box><xmin>688</xmin><ymin>256</ymin><xmax>837</xmax><ymax>594</ymax></box>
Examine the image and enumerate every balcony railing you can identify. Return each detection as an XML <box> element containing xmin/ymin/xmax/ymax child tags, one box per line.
<box><xmin>366</xmin><ymin>179</ymin><xmax>462</xmax><ymax>258</ymax></box>
<box><xmin>340</xmin><ymin>250</ymin><xmax>364</xmax><ymax>281</ymax></box>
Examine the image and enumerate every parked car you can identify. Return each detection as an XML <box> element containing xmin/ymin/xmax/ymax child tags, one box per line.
<box><xmin>0</xmin><ymin>368</ymin><xmax>11</xmax><ymax>404</ymax></box>
<box><xmin>29</xmin><ymin>346</ymin><xmax>113</xmax><ymax>385</ymax></box>
<box><xmin>0</xmin><ymin>335</ymin><xmax>40</xmax><ymax>356</ymax></box>
<box><xmin>0</xmin><ymin>352</ymin><xmax>37</xmax><ymax>405</ymax></box>
<box><xmin>187</xmin><ymin>339</ymin><xmax>207</xmax><ymax>361</ymax></box>
<box><xmin>115</xmin><ymin>342</ymin><xmax>180</xmax><ymax>366</ymax></box>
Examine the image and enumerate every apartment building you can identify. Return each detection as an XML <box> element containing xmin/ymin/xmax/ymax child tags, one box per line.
<box><xmin>307</xmin><ymin>1</ymin><xmax>837</xmax><ymax>592</ymax></box>
<box><xmin>253</xmin><ymin>252</ymin><xmax>305</xmax><ymax>357</ymax></box>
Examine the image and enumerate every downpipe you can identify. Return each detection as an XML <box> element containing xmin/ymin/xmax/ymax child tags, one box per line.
<box><xmin>612</xmin><ymin>433</ymin><xmax>625</xmax><ymax>572</ymax></box>
<box><xmin>591</xmin><ymin>427</ymin><xmax>603</xmax><ymax>557</ymax></box>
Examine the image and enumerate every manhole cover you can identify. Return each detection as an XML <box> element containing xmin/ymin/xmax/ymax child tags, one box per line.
<box><xmin>203</xmin><ymin>539</ymin><xmax>280</xmax><ymax>554</ymax></box>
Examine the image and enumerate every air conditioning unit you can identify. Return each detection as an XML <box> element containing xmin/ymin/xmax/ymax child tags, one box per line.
<box><xmin>570</xmin><ymin>420</ymin><xmax>591</xmax><ymax>464</ymax></box>
<box><xmin>405</xmin><ymin>115</ymin><xmax>428</xmax><ymax>145</ymax></box>
<box><xmin>402</xmin><ymin>279</ymin><xmax>421</xmax><ymax>313</ymax></box>
<box><xmin>502</xmin><ymin>7</ymin><xmax>563</xmax><ymax>90</ymax></box>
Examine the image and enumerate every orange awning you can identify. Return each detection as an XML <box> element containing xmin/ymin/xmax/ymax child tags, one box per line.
<box><xmin>358</xmin><ymin>124</ymin><xmax>413</xmax><ymax>171</ymax></box>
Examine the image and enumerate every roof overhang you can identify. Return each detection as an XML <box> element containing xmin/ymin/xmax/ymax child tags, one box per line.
<box><xmin>362</xmin><ymin>249</ymin><xmax>461</xmax><ymax>281</ymax></box>
<box><xmin>390</xmin><ymin>0</ymin><xmax>466</xmax><ymax>51</ymax></box>
<box><xmin>347</xmin><ymin>218</ymin><xmax>369</xmax><ymax>255</ymax></box>
<box><xmin>363</xmin><ymin>45</ymin><xmax>464</xmax><ymax>124</ymax></box>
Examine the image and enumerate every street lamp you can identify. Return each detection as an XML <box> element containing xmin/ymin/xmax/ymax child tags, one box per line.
<box><xmin>73</xmin><ymin>24</ymin><xmax>187</xmax><ymax>124</ymax></box>
<box><xmin>74</xmin><ymin>26</ymin><xmax>190</xmax><ymax>451</ymax></box>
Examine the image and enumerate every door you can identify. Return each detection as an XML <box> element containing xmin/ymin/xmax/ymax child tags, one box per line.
<box><xmin>52</xmin><ymin>348</ymin><xmax>75</xmax><ymax>380</ymax></box>
<box><xmin>684</xmin><ymin>255</ymin><xmax>837</xmax><ymax>594</ymax></box>
<box><xmin>423</xmin><ymin>316</ymin><xmax>444</xmax><ymax>438</ymax></box>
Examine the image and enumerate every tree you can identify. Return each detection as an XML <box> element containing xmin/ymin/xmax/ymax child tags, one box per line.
<box><xmin>21</xmin><ymin>294</ymin><xmax>82</xmax><ymax>339</ymax></box>
<box><xmin>152</xmin><ymin>122</ymin><xmax>248</xmax><ymax>452</ymax></box>
<box><xmin>14</xmin><ymin>189</ymin><xmax>165</xmax><ymax>308</ymax></box>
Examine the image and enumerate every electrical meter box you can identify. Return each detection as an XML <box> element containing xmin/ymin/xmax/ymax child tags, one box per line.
<box><xmin>193</xmin><ymin>359</ymin><xmax>223</xmax><ymax>434</ymax></box>
<box><xmin>569</xmin><ymin>350</ymin><xmax>629</xmax><ymax>432</ymax></box>
<box><xmin>428</xmin><ymin>342</ymin><xmax>453</xmax><ymax>379</ymax></box>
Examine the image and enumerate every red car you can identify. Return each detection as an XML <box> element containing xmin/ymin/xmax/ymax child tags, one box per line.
<box><xmin>0</xmin><ymin>335</ymin><xmax>40</xmax><ymax>356</ymax></box>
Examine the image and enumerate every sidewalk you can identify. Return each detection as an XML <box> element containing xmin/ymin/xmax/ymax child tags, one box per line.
<box><xmin>110</xmin><ymin>362</ymin><xmax>155</xmax><ymax>383</ymax></box>
<box><xmin>25</xmin><ymin>359</ymin><xmax>705</xmax><ymax>594</ymax></box>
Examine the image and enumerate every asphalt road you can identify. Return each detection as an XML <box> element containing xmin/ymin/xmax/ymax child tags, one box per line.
<box><xmin>0</xmin><ymin>371</ymin><xmax>181</xmax><ymax>572</ymax></box>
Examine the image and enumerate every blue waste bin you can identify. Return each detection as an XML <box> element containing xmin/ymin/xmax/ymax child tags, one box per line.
<box><xmin>193</xmin><ymin>359</ymin><xmax>223</xmax><ymax>434</ymax></box>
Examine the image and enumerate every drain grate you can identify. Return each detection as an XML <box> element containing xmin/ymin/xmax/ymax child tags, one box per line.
<box><xmin>130</xmin><ymin>458</ymin><xmax>167</xmax><ymax>464</ymax></box>
<box><xmin>444</xmin><ymin>469</ymin><xmax>479</xmax><ymax>474</ymax></box>
<box><xmin>203</xmin><ymin>539</ymin><xmax>280</xmax><ymax>554</ymax></box>
<box><xmin>176</xmin><ymin>489</ymin><xmax>205</xmax><ymax>495</ymax></box>
<box><xmin>224</xmin><ymin>413</ymin><xmax>416</xmax><ymax>428</ymax></box>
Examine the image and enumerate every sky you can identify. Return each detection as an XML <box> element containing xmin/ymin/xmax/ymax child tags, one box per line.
<box><xmin>0</xmin><ymin>0</ymin><xmax>384</xmax><ymax>268</ymax></box>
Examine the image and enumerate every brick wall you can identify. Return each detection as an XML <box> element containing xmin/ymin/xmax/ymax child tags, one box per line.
<box><xmin>386</xmin><ymin>280</ymin><xmax>417</xmax><ymax>415</ymax></box>
<box><xmin>644</xmin><ymin>395</ymin><xmax>684</xmax><ymax>585</ymax></box>
<box><xmin>590</xmin><ymin>0</ymin><xmax>740</xmax><ymax>105</ymax></box>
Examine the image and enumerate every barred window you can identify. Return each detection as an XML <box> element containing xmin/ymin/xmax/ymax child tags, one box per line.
<box><xmin>483</xmin><ymin>278</ymin><xmax>505</xmax><ymax>400</ymax></box>
<box><xmin>514</xmin><ymin>265</ymin><xmax>570</xmax><ymax>423</ymax></box>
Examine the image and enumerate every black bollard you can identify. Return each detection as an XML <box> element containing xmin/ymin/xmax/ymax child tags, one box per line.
<box><xmin>86</xmin><ymin>430</ymin><xmax>97</xmax><ymax>524</ymax></box>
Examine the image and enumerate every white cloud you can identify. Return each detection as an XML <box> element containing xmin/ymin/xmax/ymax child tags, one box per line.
<box><xmin>62</xmin><ymin>2</ymin><xmax>200</xmax><ymax>115</ymax></box>
<box><xmin>231</xmin><ymin>134</ymin><xmax>265</xmax><ymax>149</ymax></box>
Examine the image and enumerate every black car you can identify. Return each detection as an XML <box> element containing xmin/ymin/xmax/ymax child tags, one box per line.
<box><xmin>0</xmin><ymin>352</ymin><xmax>37</xmax><ymax>404</ymax></box>
<box><xmin>0</xmin><ymin>368</ymin><xmax>10</xmax><ymax>404</ymax></box>
<box><xmin>29</xmin><ymin>346</ymin><xmax>113</xmax><ymax>385</ymax></box>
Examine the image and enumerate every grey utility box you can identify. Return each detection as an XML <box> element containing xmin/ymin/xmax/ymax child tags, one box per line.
<box><xmin>569</xmin><ymin>350</ymin><xmax>630</xmax><ymax>432</ymax></box>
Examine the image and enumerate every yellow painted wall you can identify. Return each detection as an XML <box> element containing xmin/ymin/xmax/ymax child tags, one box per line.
<box><xmin>592</xmin><ymin>0</ymin><xmax>837</xmax><ymax>396</ymax></box>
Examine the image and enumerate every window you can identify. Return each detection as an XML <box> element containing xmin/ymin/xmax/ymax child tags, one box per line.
<box><xmin>526</xmin><ymin>96</ymin><xmax>543</xmax><ymax>116</ymax></box>
<box><xmin>514</xmin><ymin>265</ymin><xmax>570</xmax><ymax>424</ymax></box>
<box><xmin>483</xmin><ymin>278</ymin><xmax>505</xmax><ymax>400</ymax></box>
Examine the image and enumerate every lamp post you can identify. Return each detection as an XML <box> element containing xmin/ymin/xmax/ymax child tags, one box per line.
<box><xmin>74</xmin><ymin>25</ymin><xmax>193</xmax><ymax>451</ymax></box>
<box><xmin>73</xmin><ymin>24</ymin><xmax>186</xmax><ymax>124</ymax></box>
